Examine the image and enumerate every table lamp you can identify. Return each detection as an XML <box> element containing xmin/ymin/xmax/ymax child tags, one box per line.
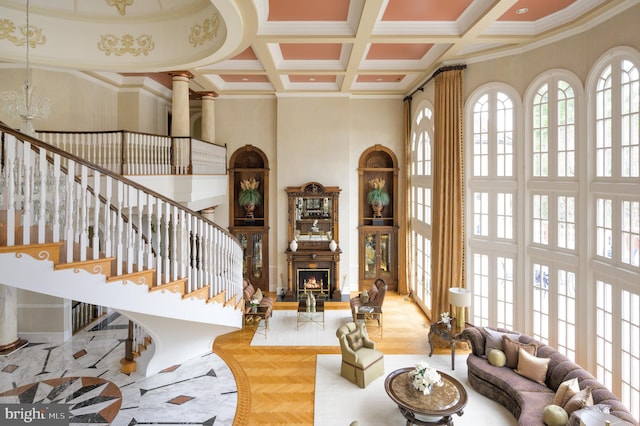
<box><xmin>449</xmin><ymin>287</ymin><xmax>471</xmax><ymax>328</ymax></box>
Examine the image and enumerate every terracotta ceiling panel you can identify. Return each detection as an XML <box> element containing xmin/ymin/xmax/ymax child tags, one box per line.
<box><xmin>280</xmin><ymin>44</ymin><xmax>343</xmax><ymax>60</ymax></box>
<box><xmin>288</xmin><ymin>75</ymin><xmax>337</xmax><ymax>83</ymax></box>
<box><xmin>499</xmin><ymin>0</ymin><xmax>576</xmax><ymax>21</ymax></box>
<box><xmin>268</xmin><ymin>0</ymin><xmax>350</xmax><ymax>21</ymax></box>
<box><xmin>367</xmin><ymin>44</ymin><xmax>433</xmax><ymax>60</ymax></box>
<box><xmin>356</xmin><ymin>75</ymin><xmax>405</xmax><ymax>83</ymax></box>
<box><xmin>219</xmin><ymin>75</ymin><xmax>270</xmax><ymax>83</ymax></box>
<box><xmin>382</xmin><ymin>0</ymin><xmax>473</xmax><ymax>21</ymax></box>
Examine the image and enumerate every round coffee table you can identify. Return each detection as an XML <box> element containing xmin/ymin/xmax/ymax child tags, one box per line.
<box><xmin>384</xmin><ymin>367</ymin><xmax>467</xmax><ymax>426</ymax></box>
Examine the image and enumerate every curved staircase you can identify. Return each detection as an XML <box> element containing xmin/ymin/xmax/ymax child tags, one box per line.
<box><xmin>0</xmin><ymin>124</ymin><xmax>244</xmax><ymax>376</ymax></box>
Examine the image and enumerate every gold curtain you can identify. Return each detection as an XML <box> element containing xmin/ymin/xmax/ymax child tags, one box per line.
<box><xmin>399</xmin><ymin>97</ymin><xmax>412</xmax><ymax>295</ymax></box>
<box><xmin>431</xmin><ymin>68</ymin><xmax>465</xmax><ymax>321</ymax></box>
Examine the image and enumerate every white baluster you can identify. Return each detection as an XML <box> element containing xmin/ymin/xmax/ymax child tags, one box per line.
<box><xmin>21</xmin><ymin>141</ymin><xmax>31</xmax><ymax>245</ymax></box>
<box><xmin>79</xmin><ymin>165</ymin><xmax>88</xmax><ymax>261</ymax></box>
<box><xmin>51</xmin><ymin>154</ymin><xmax>61</xmax><ymax>242</ymax></box>
<box><xmin>65</xmin><ymin>162</ymin><xmax>75</xmax><ymax>263</ymax></box>
<box><xmin>92</xmin><ymin>170</ymin><xmax>100</xmax><ymax>259</ymax></box>
<box><xmin>37</xmin><ymin>147</ymin><xmax>47</xmax><ymax>243</ymax></box>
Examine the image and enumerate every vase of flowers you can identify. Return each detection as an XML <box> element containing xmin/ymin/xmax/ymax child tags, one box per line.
<box><xmin>239</xmin><ymin>177</ymin><xmax>262</xmax><ymax>218</ymax></box>
<box><xmin>440</xmin><ymin>312</ymin><xmax>451</xmax><ymax>330</ymax></box>
<box><xmin>367</xmin><ymin>178</ymin><xmax>390</xmax><ymax>218</ymax></box>
<box><xmin>408</xmin><ymin>361</ymin><xmax>443</xmax><ymax>395</ymax></box>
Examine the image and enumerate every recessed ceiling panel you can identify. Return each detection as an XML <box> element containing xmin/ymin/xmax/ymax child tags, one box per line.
<box><xmin>382</xmin><ymin>0</ymin><xmax>473</xmax><ymax>21</ymax></box>
<box><xmin>280</xmin><ymin>44</ymin><xmax>343</xmax><ymax>60</ymax></box>
<box><xmin>499</xmin><ymin>0</ymin><xmax>576</xmax><ymax>21</ymax></box>
<box><xmin>268</xmin><ymin>0</ymin><xmax>350</xmax><ymax>21</ymax></box>
<box><xmin>367</xmin><ymin>44</ymin><xmax>432</xmax><ymax>60</ymax></box>
<box><xmin>288</xmin><ymin>75</ymin><xmax>337</xmax><ymax>83</ymax></box>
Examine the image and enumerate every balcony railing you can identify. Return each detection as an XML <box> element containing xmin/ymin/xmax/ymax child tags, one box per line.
<box><xmin>35</xmin><ymin>130</ymin><xmax>226</xmax><ymax>176</ymax></box>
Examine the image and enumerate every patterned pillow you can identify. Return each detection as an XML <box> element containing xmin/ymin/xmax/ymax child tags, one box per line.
<box><xmin>360</xmin><ymin>289</ymin><xmax>369</xmax><ymax>303</ymax></box>
<box><xmin>554</xmin><ymin>378</ymin><xmax>580</xmax><ymax>406</ymax></box>
<box><xmin>564</xmin><ymin>387</ymin><xmax>593</xmax><ymax>415</ymax></box>
<box><xmin>254</xmin><ymin>288</ymin><xmax>263</xmax><ymax>303</ymax></box>
<box><xmin>502</xmin><ymin>335</ymin><xmax>537</xmax><ymax>369</ymax></box>
<box><xmin>367</xmin><ymin>285</ymin><xmax>379</xmax><ymax>304</ymax></box>
<box><xmin>346</xmin><ymin>331</ymin><xmax>364</xmax><ymax>351</ymax></box>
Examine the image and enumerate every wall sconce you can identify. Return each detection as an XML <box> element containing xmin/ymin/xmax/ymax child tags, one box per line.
<box><xmin>448</xmin><ymin>287</ymin><xmax>471</xmax><ymax>328</ymax></box>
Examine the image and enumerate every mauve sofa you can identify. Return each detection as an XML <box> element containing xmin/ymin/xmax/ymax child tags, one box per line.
<box><xmin>460</xmin><ymin>326</ymin><xmax>637</xmax><ymax>426</ymax></box>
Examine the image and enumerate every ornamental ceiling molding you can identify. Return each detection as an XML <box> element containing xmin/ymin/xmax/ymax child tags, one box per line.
<box><xmin>97</xmin><ymin>34</ymin><xmax>154</xmax><ymax>56</ymax></box>
<box><xmin>189</xmin><ymin>13</ymin><xmax>220</xmax><ymax>47</ymax></box>
<box><xmin>0</xmin><ymin>19</ymin><xmax>46</xmax><ymax>47</ymax></box>
<box><xmin>106</xmin><ymin>0</ymin><xmax>134</xmax><ymax>16</ymax></box>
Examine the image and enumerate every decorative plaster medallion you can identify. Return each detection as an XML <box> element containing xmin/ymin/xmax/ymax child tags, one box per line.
<box><xmin>189</xmin><ymin>13</ymin><xmax>220</xmax><ymax>47</ymax></box>
<box><xmin>106</xmin><ymin>0</ymin><xmax>134</xmax><ymax>16</ymax></box>
<box><xmin>97</xmin><ymin>34</ymin><xmax>154</xmax><ymax>56</ymax></box>
<box><xmin>0</xmin><ymin>19</ymin><xmax>46</xmax><ymax>47</ymax></box>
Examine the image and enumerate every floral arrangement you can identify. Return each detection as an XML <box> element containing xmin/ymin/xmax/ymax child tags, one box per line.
<box><xmin>409</xmin><ymin>361</ymin><xmax>443</xmax><ymax>395</ymax></box>
<box><xmin>440</xmin><ymin>312</ymin><xmax>451</xmax><ymax>324</ymax></box>
<box><xmin>238</xmin><ymin>177</ymin><xmax>262</xmax><ymax>206</ymax></box>
<box><xmin>367</xmin><ymin>178</ymin><xmax>390</xmax><ymax>206</ymax></box>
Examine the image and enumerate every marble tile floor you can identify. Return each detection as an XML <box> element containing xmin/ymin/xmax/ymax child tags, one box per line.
<box><xmin>0</xmin><ymin>312</ymin><xmax>238</xmax><ymax>425</ymax></box>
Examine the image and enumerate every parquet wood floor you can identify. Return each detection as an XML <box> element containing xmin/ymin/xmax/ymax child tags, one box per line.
<box><xmin>213</xmin><ymin>292</ymin><xmax>464</xmax><ymax>426</ymax></box>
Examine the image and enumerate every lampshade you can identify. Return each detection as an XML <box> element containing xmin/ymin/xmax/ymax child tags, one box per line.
<box><xmin>448</xmin><ymin>287</ymin><xmax>471</xmax><ymax>307</ymax></box>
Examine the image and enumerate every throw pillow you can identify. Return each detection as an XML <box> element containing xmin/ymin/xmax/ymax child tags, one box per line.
<box><xmin>515</xmin><ymin>347</ymin><xmax>550</xmax><ymax>384</ymax></box>
<box><xmin>254</xmin><ymin>288</ymin><xmax>263</xmax><ymax>303</ymax></box>
<box><xmin>502</xmin><ymin>335</ymin><xmax>537</xmax><ymax>369</ymax></box>
<box><xmin>487</xmin><ymin>349</ymin><xmax>507</xmax><ymax>367</ymax></box>
<box><xmin>483</xmin><ymin>328</ymin><xmax>520</xmax><ymax>355</ymax></box>
<box><xmin>563</xmin><ymin>386</ymin><xmax>593</xmax><ymax>415</ymax></box>
<box><xmin>359</xmin><ymin>289</ymin><xmax>369</xmax><ymax>303</ymax></box>
<box><xmin>543</xmin><ymin>404</ymin><xmax>569</xmax><ymax>426</ymax></box>
<box><xmin>554</xmin><ymin>378</ymin><xmax>580</xmax><ymax>407</ymax></box>
<box><xmin>346</xmin><ymin>331</ymin><xmax>364</xmax><ymax>351</ymax></box>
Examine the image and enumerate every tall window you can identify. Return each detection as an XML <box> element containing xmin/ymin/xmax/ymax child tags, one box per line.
<box><xmin>467</xmin><ymin>85</ymin><xmax>518</xmax><ymax>327</ymax></box>
<box><xmin>590</xmin><ymin>50</ymin><xmax>640</xmax><ymax>416</ymax></box>
<box><xmin>410</xmin><ymin>102</ymin><xmax>434</xmax><ymax>315</ymax></box>
<box><xmin>527</xmin><ymin>74</ymin><xmax>579</xmax><ymax>358</ymax></box>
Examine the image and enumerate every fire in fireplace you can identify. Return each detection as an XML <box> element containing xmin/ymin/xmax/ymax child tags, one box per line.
<box><xmin>297</xmin><ymin>268</ymin><xmax>330</xmax><ymax>297</ymax></box>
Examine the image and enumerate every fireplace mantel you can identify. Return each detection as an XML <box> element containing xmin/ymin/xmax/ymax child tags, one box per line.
<box><xmin>286</xmin><ymin>249</ymin><xmax>341</xmax><ymax>300</ymax></box>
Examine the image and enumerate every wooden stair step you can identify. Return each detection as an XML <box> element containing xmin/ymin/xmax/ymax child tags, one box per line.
<box><xmin>149</xmin><ymin>278</ymin><xmax>187</xmax><ymax>295</ymax></box>
<box><xmin>55</xmin><ymin>257</ymin><xmax>116</xmax><ymax>277</ymax></box>
<box><xmin>207</xmin><ymin>290</ymin><xmax>226</xmax><ymax>305</ymax></box>
<box><xmin>106</xmin><ymin>269</ymin><xmax>155</xmax><ymax>287</ymax></box>
<box><xmin>183</xmin><ymin>285</ymin><xmax>210</xmax><ymax>301</ymax></box>
<box><xmin>0</xmin><ymin>241</ymin><xmax>63</xmax><ymax>264</ymax></box>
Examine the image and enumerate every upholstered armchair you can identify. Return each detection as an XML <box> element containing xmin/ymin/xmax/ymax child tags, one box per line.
<box><xmin>336</xmin><ymin>321</ymin><xmax>385</xmax><ymax>388</ymax></box>
<box><xmin>350</xmin><ymin>278</ymin><xmax>387</xmax><ymax>321</ymax></box>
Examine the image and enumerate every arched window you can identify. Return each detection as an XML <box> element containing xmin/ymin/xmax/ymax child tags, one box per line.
<box><xmin>525</xmin><ymin>72</ymin><xmax>581</xmax><ymax>359</ymax></box>
<box><xmin>466</xmin><ymin>84</ymin><xmax>519</xmax><ymax>330</ymax></box>
<box><xmin>588</xmin><ymin>47</ymin><xmax>640</xmax><ymax>415</ymax></box>
<box><xmin>410</xmin><ymin>101</ymin><xmax>433</xmax><ymax>314</ymax></box>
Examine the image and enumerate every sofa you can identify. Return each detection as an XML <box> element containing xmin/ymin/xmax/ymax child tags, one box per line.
<box><xmin>349</xmin><ymin>278</ymin><xmax>387</xmax><ymax>321</ymax></box>
<box><xmin>460</xmin><ymin>325</ymin><xmax>637</xmax><ymax>426</ymax></box>
<box><xmin>242</xmin><ymin>279</ymin><xmax>273</xmax><ymax>317</ymax></box>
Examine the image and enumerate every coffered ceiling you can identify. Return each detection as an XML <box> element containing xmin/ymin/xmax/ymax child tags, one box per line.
<box><xmin>0</xmin><ymin>0</ymin><xmax>635</xmax><ymax>97</ymax></box>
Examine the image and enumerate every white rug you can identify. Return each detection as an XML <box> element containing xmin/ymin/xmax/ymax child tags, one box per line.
<box><xmin>315</xmin><ymin>354</ymin><xmax>517</xmax><ymax>426</ymax></box>
<box><xmin>250</xmin><ymin>309</ymin><xmax>353</xmax><ymax>346</ymax></box>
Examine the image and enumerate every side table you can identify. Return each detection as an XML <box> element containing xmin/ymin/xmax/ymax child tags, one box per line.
<box><xmin>244</xmin><ymin>306</ymin><xmax>270</xmax><ymax>338</ymax></box>
<box><xmin>428</xmin><ymin>318</ymin><xmax>467</xmax><ymax>370</ymax></box>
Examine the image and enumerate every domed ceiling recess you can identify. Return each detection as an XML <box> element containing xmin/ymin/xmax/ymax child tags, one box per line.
<box><xmin>0</xmin><ymin>0</ymin><xmax>239</xmax><ymax>71</ymax></box>
<box><xmin>0</xmin><ymin>0</ymin><xmax>635</xmax><ymax>96</ymax></box>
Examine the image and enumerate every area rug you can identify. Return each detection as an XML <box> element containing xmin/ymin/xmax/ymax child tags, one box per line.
<box><xmin>250</xmin><ymin>309</ymin><xmax>353</xmax><ymax>346</ymax></box>
<box><xmin>315</xmin><ymin>353</ymin><xmax>516</xmax><ymax>425</ymax></box>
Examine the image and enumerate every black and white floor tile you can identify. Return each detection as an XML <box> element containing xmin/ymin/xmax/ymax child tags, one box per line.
<box><xmin>0</xmin><ymin>312</ymin><xmax>237</xmax><ymax>425</ymax></box>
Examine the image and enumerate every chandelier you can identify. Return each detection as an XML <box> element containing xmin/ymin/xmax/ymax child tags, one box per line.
<box><xmin>0</xmin><ymin>0</ymin><xmax>51</xmax><ymax>136</ymax></box>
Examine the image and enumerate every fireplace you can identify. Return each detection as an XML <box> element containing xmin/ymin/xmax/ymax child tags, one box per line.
<box><xmin>297</xmin><ymin>268</ymin><xmax>330</xmax><ymax>299</ymax></box>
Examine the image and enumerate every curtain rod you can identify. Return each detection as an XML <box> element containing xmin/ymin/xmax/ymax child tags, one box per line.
<box><xmin>403</xmin><ymin>64</ymin><xmax>467</xmax><ymax>102</ymax></box>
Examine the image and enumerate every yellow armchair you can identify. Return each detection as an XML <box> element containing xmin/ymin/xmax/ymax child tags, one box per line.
<box><xmin>336</xmin><ymin>321</ymin><xmax>384</xmax><ymax>388</ymax></box>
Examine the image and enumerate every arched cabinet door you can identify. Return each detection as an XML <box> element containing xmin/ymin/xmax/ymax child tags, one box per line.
<box><xmin>228</xmin><ymin>145</ymin><xmax>270</xmax><ymax>292</ymax></box>
<box><xmin>358</xmin><ymin>145</ymin><xmax>398</xmax><ymax>292</ymax></box>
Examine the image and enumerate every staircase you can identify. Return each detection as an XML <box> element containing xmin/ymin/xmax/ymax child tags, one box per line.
<box><xmin>0</xmin><ymin>124</ymin><xmax>244</xmax><ymax>376</ymax></box>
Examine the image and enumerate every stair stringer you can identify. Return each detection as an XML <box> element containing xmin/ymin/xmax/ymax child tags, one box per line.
<box><xmin>116</xmin><ymin>310</ymin><xmax>236</xmax><ymax>377</ymax></box>
<box><xmin>0</xmin><ymin>251</ymin><xmax>242</xmax><ymax>376</ymax></box>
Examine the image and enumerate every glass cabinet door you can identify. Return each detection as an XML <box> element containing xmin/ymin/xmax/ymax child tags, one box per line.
<box><xmin>234</xmin><ymin>230</ymin><xmax>268</xmax><ymax>291</ymax></box>
<box><xmin>362</xmin><ymin>231</ymin><xmax>394</xmax><ymax>285</ymax></box>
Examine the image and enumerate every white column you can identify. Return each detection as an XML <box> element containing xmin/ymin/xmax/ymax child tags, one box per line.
<box><xmin>0</xmin><ymin>284</ymin><xmax>27</xmax><ymax>355</ymax></box>
<box><xmin>200</xmin><ymin>92</ymin><xmax>218</xmax><ymax>143</ymax></box>
<box><xmin>170</xmin><ymin>71</ymin><xmax>193</xmax><ymax>137</ymax></box>
<box><xmin>200</xmin><ymin>207</ymin><xmax>217</xmax><ymax>222</ymax></box>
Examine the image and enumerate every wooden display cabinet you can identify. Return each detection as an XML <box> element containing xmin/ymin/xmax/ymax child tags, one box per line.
<box><xmin>358</xmin><ymin>145</ymin><xmax>398</xmax><ymax>291</ymax></box>
<box><xmin>285</xmin><ymin>182</ymin><xmax>342</xmax><ymax>300</ymax></box>
<box><xmin>229</xmin><ymin>145</ymin><xmax>270</xmax><ymax>291</ymax></box>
